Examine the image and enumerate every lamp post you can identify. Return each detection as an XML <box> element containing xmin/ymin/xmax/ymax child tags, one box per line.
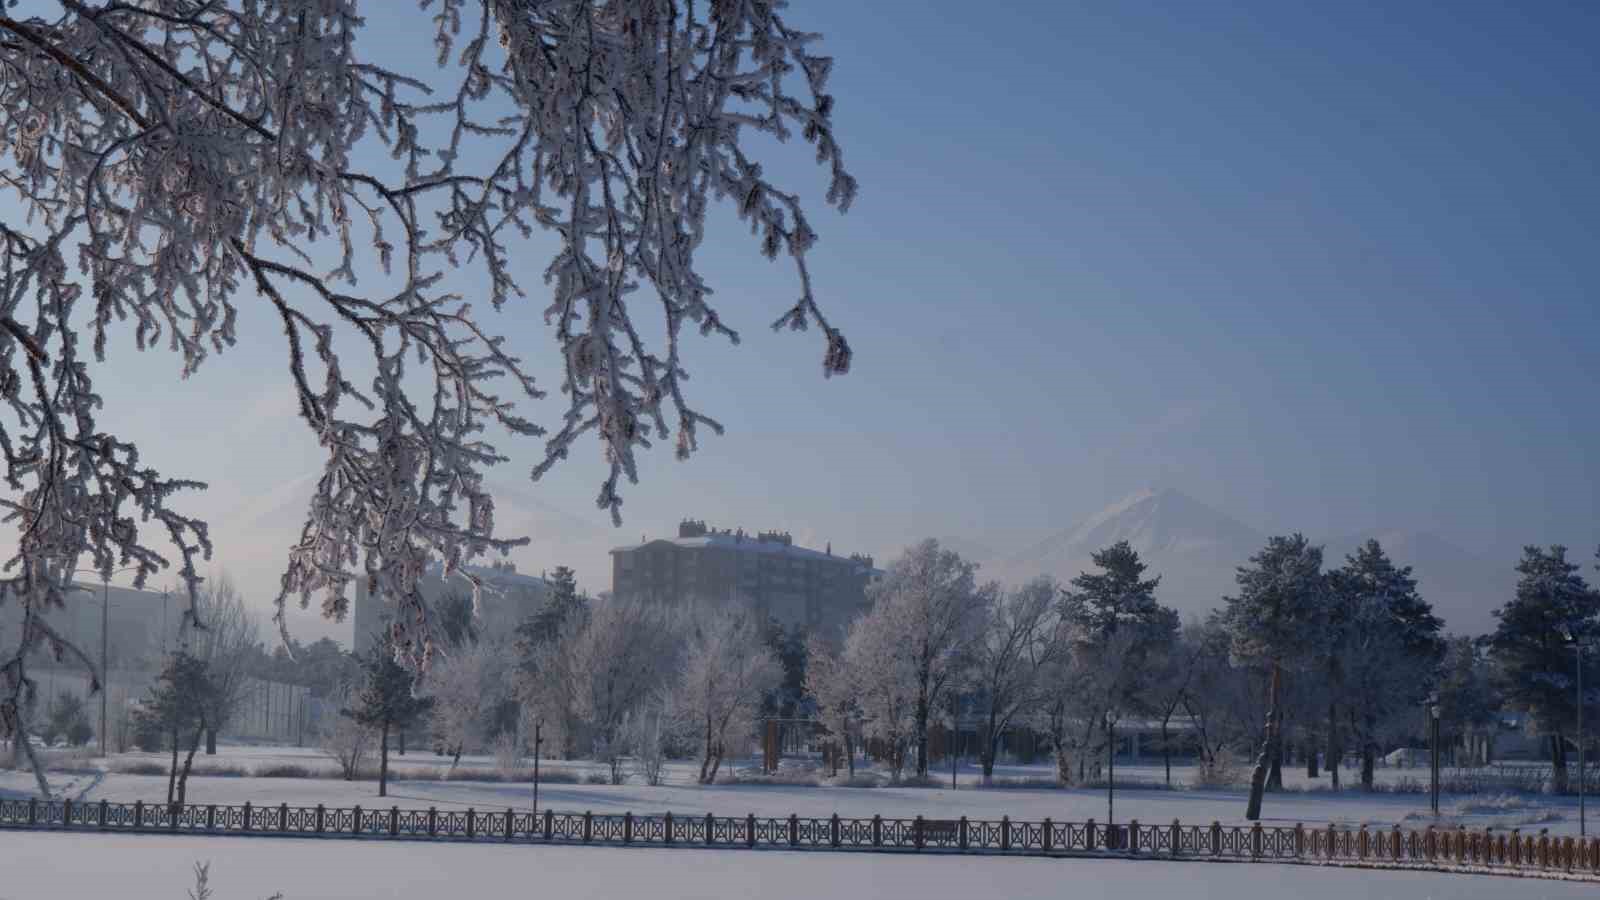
<box><xmin>531</xmin><ymin>719</ymin><xmax>544</xmax><ymax>815</ymax></box>
<box><xmin>73</xmin><ymin>566</ymin><xmax>140</xmax><ymax>757</ymax></box>
<box><xmin>1560</xmin><ymin>626</ymin><xmax>1586</xmax><ymax>837</ymax></box>
<box><xmin>1105</xmin><ymin>711</ymin><xmax>1116</xmax><ymax>830</ymax></box>
<box><xmin>1428</xmin><ymin>692</ymin><xmax>1440</xmax><ymax>818</ymax></box>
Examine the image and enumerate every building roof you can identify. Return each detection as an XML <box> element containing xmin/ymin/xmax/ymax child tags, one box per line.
<box><xmin>425</xmin><ymin>561</ymin><xmax>551</xmax><ymax>591</ymax></box>
<box><xmin>611</xmin><ymin>533</ymin><xmax>876</xmax><ymax>569</ymax></box>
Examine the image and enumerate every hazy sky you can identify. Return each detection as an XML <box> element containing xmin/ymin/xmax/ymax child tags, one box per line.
<box><xmin>25</xmin><ymin>1</ymin><xmax>1599</xmax><ymax>638</ymax></box>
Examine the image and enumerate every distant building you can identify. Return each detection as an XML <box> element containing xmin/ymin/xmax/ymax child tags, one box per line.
<box><xmin>352</xmin><ymin>560</ymin><xmax>550</xmax><ymax>656</ymax></box>
<box><xmin>609</xmin><ymin>519</ymin><xmax>879</xmax><ymax>636</ymax></box>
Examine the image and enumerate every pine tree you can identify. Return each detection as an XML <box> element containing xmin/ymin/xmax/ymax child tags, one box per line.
<box><xmin>343</xmin><ymin>641</ymin><xmax>435</xmax><ymax>798</ymax></box>
<box><xmin>1328</xmin><ymin>539</ymin><xmax>1445</xmax><ymax>788</ymax></box>
<box><xmin>1225</xmin><ymin>533</ymin><xmax>1326</xmax><ymax>820</ymax></box>
<box><xmin>1482</xmin><ymin>545</ymin><xmax>1599</xmax><ymax>793</ymax></box>
<box><xmin>137</xmin><ymin>653</ymin><xmax>214</xmax><ymax>806</ymax></box>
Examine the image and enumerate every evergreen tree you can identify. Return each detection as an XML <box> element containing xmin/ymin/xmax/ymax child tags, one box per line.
<box><xmin>516</xmin><ymin>565</ymin><xmax>591</xmax><ymax>654</ymax></box>
<box><xmin>41</xmin><ymin>692</ymin><xmax>88</xmax><ymax>747</ymax></box>
<box><xmin>343</xmin><ymin>640</ymin><xmax>435</xmax><ymax>798</ymax></box>
<box><xmin>1058</xmin><ymin>541</ymin><xmax>1178</xmax><ymax>780</ymax></box>
<box><xmin>137</xmin><ymin>653</ymin><xmax>214</xmax><ymax>806</ymax></box>
<box><xmin>434</xmin><ymin>591</ymin><xmax>478</xmax><ymax>648</ymax></box>
<box><xmin>1225</xmin><ymin>533</ymin><xmax>1326</xmax><ymax>820</ymax></box>
<box><xmin>1482</xmin><ymin>545</ymin><xmax>1599</xmax><ymax>793</ymax></box>
<box><xmin>1437</xmin><ymin>635</ymin><xmax>1500</xmax><ymax>765</ymax></box>
<box><xmin>1328</xmin><ymin>539</ymin><xmax>1446</xmax><ymax>788</ymax></box>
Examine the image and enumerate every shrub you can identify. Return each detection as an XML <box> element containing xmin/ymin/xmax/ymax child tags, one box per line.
<box><xmin>975</xmin><ymin>776</ymin><xmax>1064</xmax><ymax>790</ymax></box>
<box><xmin>714</xmin><ymin>770</ymin><xmax>821</xmax><ymax>787</ymax></box>
<box><xmin>829</xmin><ymin>773</ymin><xmax>884</xmax><ymax>788</ymax></box>
<box><xmin>109</xmin><ymin>759</ymin><xmax>168</xmax><ymax>776</ymax></box>
<box><xmin>253</xmin><ymin>763</ymin><xmax>320</xmax><ymax>779</ymax></box>
<box><xmin>585</xmin><ymin>771</ymin><xmax>610</xmax><ymax>785</ymax></box>
<box><xmin>1192</xmin><ymin>750</ymin><xmax>1245</xmax><ymax>789</ymax></box>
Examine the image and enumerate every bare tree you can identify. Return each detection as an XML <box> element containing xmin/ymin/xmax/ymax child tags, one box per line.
<box><xmin>0</xmin><ymin>0</ymin><xmax>859</xmax><ymax>784</ymax></box>
<box><xmin>425</xmin><ymin>641</ymin><xmax>496</xmax><ymax>769</ymax></box>
<box><xmin>674</xmin><ymin>610</ymin><xmax>781</xmax><ymax>784</ymax></box>
<box><xmin>188</xmin><ymin>575</ymin><xmax>262</xmax><ymax>754</ymax></box>
<box><xmin>971</xmin><ymin>577</ymin><xmax>1062</xmax><ymax>783</ymax></box>
<box><xmin>869</xmin><ymin>540</ymin><xmax>986</xmax><ymax>777</ymax></box>
<box><xmin>840</xmin><ymin>600</ymin><xmax>915</xmax><ymax>780</ymax></box>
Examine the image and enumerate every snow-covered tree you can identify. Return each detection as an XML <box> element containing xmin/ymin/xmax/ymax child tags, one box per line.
<box><xmin>425</xmin><ymin>640</ymin><xmax>499</xmax><ymax>768</ymax></box>
<box><xmin>970</xmin><ymin>576</ymin><xmax>1062</xmax><ymax>783</ymax></box>
<box><xmin>674</xmin><ymin>610</ymin><xmax>780</xmax><ymax>784</ymax></box>
<box><xmin>319</xmin><ymin>679</ymin><xmax>373</xmax><ymax>782</ymax></box>
<box><xmin>344</xmin><ymin>638</ymin><xmax>435</xmax><ymax>797</ymax></box>
<box><xmin>1223</xmin><ymin>533</ymin><xmax>1326</xmax><ymax>820</ymax></box>
<box><xmin>1326</xmin><ymin>540</ymin><xmax>1444</xmax><ymax>789</ymax></box>
<box><xmin>187</xmin><ymin>575</ymin><xmax>263</xmax><ymax>754</ymax></box>
<box><xmin>1437</xmin><ymin>635</ymin><xmax>1500</xmax><ymax>765</ymax></box>
<box><xmin>1482</xmin><ymin>545</ymin><xmax>1600</xmax><ymax>793</ymax></box>
<box><xmin>568</xmin><ymin>596</ymin><xmax>681</xmax><ymax>783</ymax></box>
<box><xmin>0</xmin><ymin>0</ymin><xmax>859</xmax><ymax>785</ymax></box>
<box><xmin>1046</xmin><ymin>541</ymin><xmax>1177</xmax><ymax>785</ymax></box>
<box><xmin>136</xmin><ymin>651</ymin><xmax>214</xmax><ymax>806</ymax></box>
<box><xmin>805</xmin><ymin>633</ymin><xmax>862</xmax><ymax>778</ymax></box>
<box><xmin>840</xmin><ymin>600</ymin><xmax>915</xmax><ymax>779</ymax></box>
<box><xmin>868</xmin><ymin>539</ymin><xmax>986</xmax><ymax>777</ymax></box>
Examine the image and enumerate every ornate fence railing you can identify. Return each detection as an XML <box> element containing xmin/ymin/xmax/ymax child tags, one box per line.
<box><xmin>3</xmin><ymin>797</ymin><xmax>1597</xmax><ymax>879</ymax></box>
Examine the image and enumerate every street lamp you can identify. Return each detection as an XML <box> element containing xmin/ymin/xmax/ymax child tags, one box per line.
<box><xmin>1560</xmin><ymin>625</ymin><xmax>1586</xmax><ymax>837</ymax></box>
<box><xmin>1427</xmin><ymin>692</ymin><xmax>1440</xmax><ymax>818</ymax></box>
<box><xmin>72</xmin><ymin>566</ymin><xmax>141</xmax><ymax>757</ymax></box>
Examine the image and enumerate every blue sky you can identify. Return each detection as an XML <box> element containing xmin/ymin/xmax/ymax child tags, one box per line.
<box><xmin>30</xmin><ymin>1</ymin><xmax>1600</xmax><ymax>634</ymax></box>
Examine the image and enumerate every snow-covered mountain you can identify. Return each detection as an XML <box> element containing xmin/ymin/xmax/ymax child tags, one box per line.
<box><xmin>996</xmin><ymin>488</ymin><xmax>1263</xmax><ymax>620</ymax></box>
<box><xmin>984</xmin><ymin>488</ymin><xmax>1511</xmax><ymax>633</ymax></box>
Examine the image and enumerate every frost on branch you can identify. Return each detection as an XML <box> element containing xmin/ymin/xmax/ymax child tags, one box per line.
<box><xmin>0</xmin><ymin>0</ymin><xmax>855</xmax><ymax>744</ymax></box>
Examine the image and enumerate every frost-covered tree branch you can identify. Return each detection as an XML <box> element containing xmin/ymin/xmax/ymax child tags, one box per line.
<box><xmin>0</xmin><ymin>0</ymin><xmax>856</xmax><ymax>753</ymax></box>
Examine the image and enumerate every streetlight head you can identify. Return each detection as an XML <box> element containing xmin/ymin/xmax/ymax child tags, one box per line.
<box><xmin>1559</xmin><ymin>624</ymin><xmax>1576</xmax><ymax>644</ymax></box>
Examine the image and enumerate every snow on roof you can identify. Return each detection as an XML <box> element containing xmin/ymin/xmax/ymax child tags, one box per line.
<box><xmin>425</xmin><ymin>561</ymin><xmax>550</xmax><ymax>589</ymax></box>
<box><xmin>611</xmin><ymin>533</ymin><xmax>875</xmax><ymax>569</ymax></box>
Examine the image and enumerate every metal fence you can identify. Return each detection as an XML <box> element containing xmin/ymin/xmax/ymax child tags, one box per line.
<box><xmin>3</xmin><ymin>797</ymin><xmax>1597</xmax><ymax>879</ymax></box>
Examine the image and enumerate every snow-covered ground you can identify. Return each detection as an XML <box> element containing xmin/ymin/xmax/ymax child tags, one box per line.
<box><xmin>2</xmin><ymin>831</ymin><xmax>1592</xmax><ymax>900</ymax></box>
<box><xmin>2</xmin><ymin>744</ymin><xmax>1586</xmax><ymax>838</ymax></box>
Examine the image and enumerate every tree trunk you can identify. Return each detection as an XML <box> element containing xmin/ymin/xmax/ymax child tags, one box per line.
<box><xmin>706</xmin><ymin>742</ymin><xmax>725</xmax><ymax>785</ymax></box>
<box><xmin>1266</xmin><ymin>704</ymin><xmax>1284</xmax><ymax>792</ymax></box>
<box><xmin>981</xmin><ymin>709</ymin><xmax>999</xmax><ymax>782</ymax></box>
<box><xmin>915</xmin><ymin>691</ymin><xmax>930</xmax><ymax>777</ymax></box>
<box><xmin>1361</xmin><ymin>743</ymin><xmax>1375</xmax><ymax>790</ymax></box>
<box><xmin>398</xmin><ymin>728</ymin><xmax>406</xmax><ymax>756</ymax></box>
<box><xmin>1162</xmin><ymin>719</ymin><xmax>1172</xmax><ymax>788</ymax></box>
<box><xmin>1245</xmin><ymin>662</ymin><xmax>1281</xmax><ymax>821</ymax></box>
<box><xmin>1552</xmin><ymin>733</ymin><xmax>1570</xmax><ymax>794</ymax></box>
<box><xmin>450</xmin><ymin>744</ymin><xmax>462</xmax><ymax>771</ymax></box>
<box><xmin>1306</xmin><ymin>733</ymin><xmax>1319</xmax><ymax>778</ymax></box>
<box><xmin>167</xmin><ymin>725</ymin><xmax>180</xmax><ymax>805</ymax></box>
<box><xmin>845</xmin><ymin>733</ymin><xmax>856</xmax><ymax>778</ymax></box>
<box><xmin>379</xmin><ymin>721</ymin><xmax>390</xmax><ymax>798</ymax></box>
<box><xmin>1327</xmin><ymin>701</ymin><xmax>1340</xmax><ymax>791</ymax></box>
<box><xmin>177</xmin><ymin>725</ymin><xmax>203</xmax><ymax>806</ymax></box>
<box><xmin>699</xmin><ymin>719</ymin><xmax>714</xmax><ymax>785</ymax></box>
<box><xmin>205</xmin><ymin>728</ymin><xmax>217</xmax><ymax>756</ymax></box>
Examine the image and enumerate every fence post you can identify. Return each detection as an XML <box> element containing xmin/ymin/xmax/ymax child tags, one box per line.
<box><xmin>428</xmin><ymin>806</ymin><xmax>436</xmax><ymax>837</ymax></box>
<box><xmin>583</xmin><ymin>810</ymin><xmax>592</xmax><ymax>843</ymax></box>
<box><xmin>1172</xmin><ymin>820</ymin><xmax>1181</xmax><ymax>858</ymax></box>
<box><xmin>98</xmin><ymin>799</ymin><xmax>107</xmax><ymax>830</ymax></box>
<box><xmin>351</xmin><ymin>805</ymin><xmax>361</xmax><ymax>836</ymax></box>
<box><xmin>390</xmin><ymin>806</ymin><xmax>398</xmax><ymax>837</ymax></box>
<box><xmin>789</xmin><ymin>813</ymin><xmax>798</xmax><ymax>847</ymax></box>
<box><xmin>915</xmin><ymin>815</ymin><xmax>925</xmax><ymax>850</ymax></box>
<box><xmin>747</xmin><ymin>813</ymin><xmax>755</xmax><ymax>848</ymax></box>
<box><xmin>1251</xmin><ymin>822</ymin><xmax>1262</xmax><ymax>859</ymax></box>
<box><xmin>1087</xmin><ymin>818</ymin><xmax>1097</xmax><ymax>852</ymax></box>
<box><xmin>208</xmin><ymin>805</ymin><xmax>217</xmax><ymax>832</ymax></box>
<box><xmin>238</xmin><ymin>801</ymin><xmax>247</xmax><ymax>832</ymax></box>
<box><xmin>1042</xmin><ymin>817</ymin><xmax>1052</xmax><ymax>852</ymax></box>
<box><xmin>831</xmin><ymin>813</ymin><xmax>840</xmax><ymax>848</ymax></box>
<box><xmin>543</xmin><ymin>809</ymin><xmax>554</xmax><ymax>841</ymax></box>
<box><xmin>316</xmin><ymin>804</ymin><xmax>324</xmax><ymax>834</ymax></box>
<box><xmin>133</xmin><ymin>800</ymin><xmax>141</xmax><ymax>828</ymax></box>
<box><xmin>1293</xmin><ymin>823</ymin><xmax>1303</xmax><ymax>858</ymax></box>
<box><xmin>872</xmin><ymin>814</ymin><xmax>882</xmax><ymax>847</ymax></box>
<box><xmin>61</xmin><ymin>799</ymin><xmax>71</xmax><ymax>829</ymax></box>
<box><xmin>1001</xmin><ymin>815</ymin><xmax>1010</xmax><ymax>851</ymax></box>
<box><xmin>280</xmin><ymin>803</ymin><xmax>288</xmax><ymax>833</ymax></box>
<box><xmin>1357</xmin><ymin>824</ymin><xmax>1368</xmax><ymax>860</ymax></box>
<box><xmin>624</xmin><ymin>811</ymin><xmax>633</xmax><ymax>844</ymax></box>
<box><xmin>1129</xmin><ymin>820</ymin><xmax>1139</xmax><ymax>855</ymax></box>
<box><xmin>505</xmin><ymin>808</ymin><xmax>513</xmax><ymax>841</ymax></box>
<box><xmin>1391</xmin><ymin>824</ymin><xmax>1401</xmax><ymax>861</ymax></box>
<box><xmin>958</xmin><ymin>816</ymin><xmax>968</xmax><ymax>851</ymax></box>
<box><xmin>28</xmin><ymin>798</ymin><xmax>36</xmax><ymax>826</ymax></box>
<box><xmin>1564</xmin><ymin>836</ymin><xmax>1575</xmax><ymax>874</ymax></box>
<box><xmin>1211</xmin><ymin>821</ymin><xmax>1220</xmax><ymax>857</ymax></box>
<box><xmin>467</xmin><ymin>808</ymin><xmax>475</xmax><ymax>839</ymax></box>
<box><xmin>705</xmin><ymin>813</ymin><xmax>715</xmax><ymax>845</ymax></box>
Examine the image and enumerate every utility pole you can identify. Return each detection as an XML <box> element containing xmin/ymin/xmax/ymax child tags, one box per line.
<box><xmin>1106</xmin><ymin>712</ymin><xmax>1116</xmax><ymax>831</ymax></box>
<box><xmin>99</xmin><ymin>576</ymin><xmax>108</xmax><ymax>757</ymax></box>
<box><xmin>1561</xmin><ymin>626</ymin><xmax>1587</xmax><ymax>837</ymax></box>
